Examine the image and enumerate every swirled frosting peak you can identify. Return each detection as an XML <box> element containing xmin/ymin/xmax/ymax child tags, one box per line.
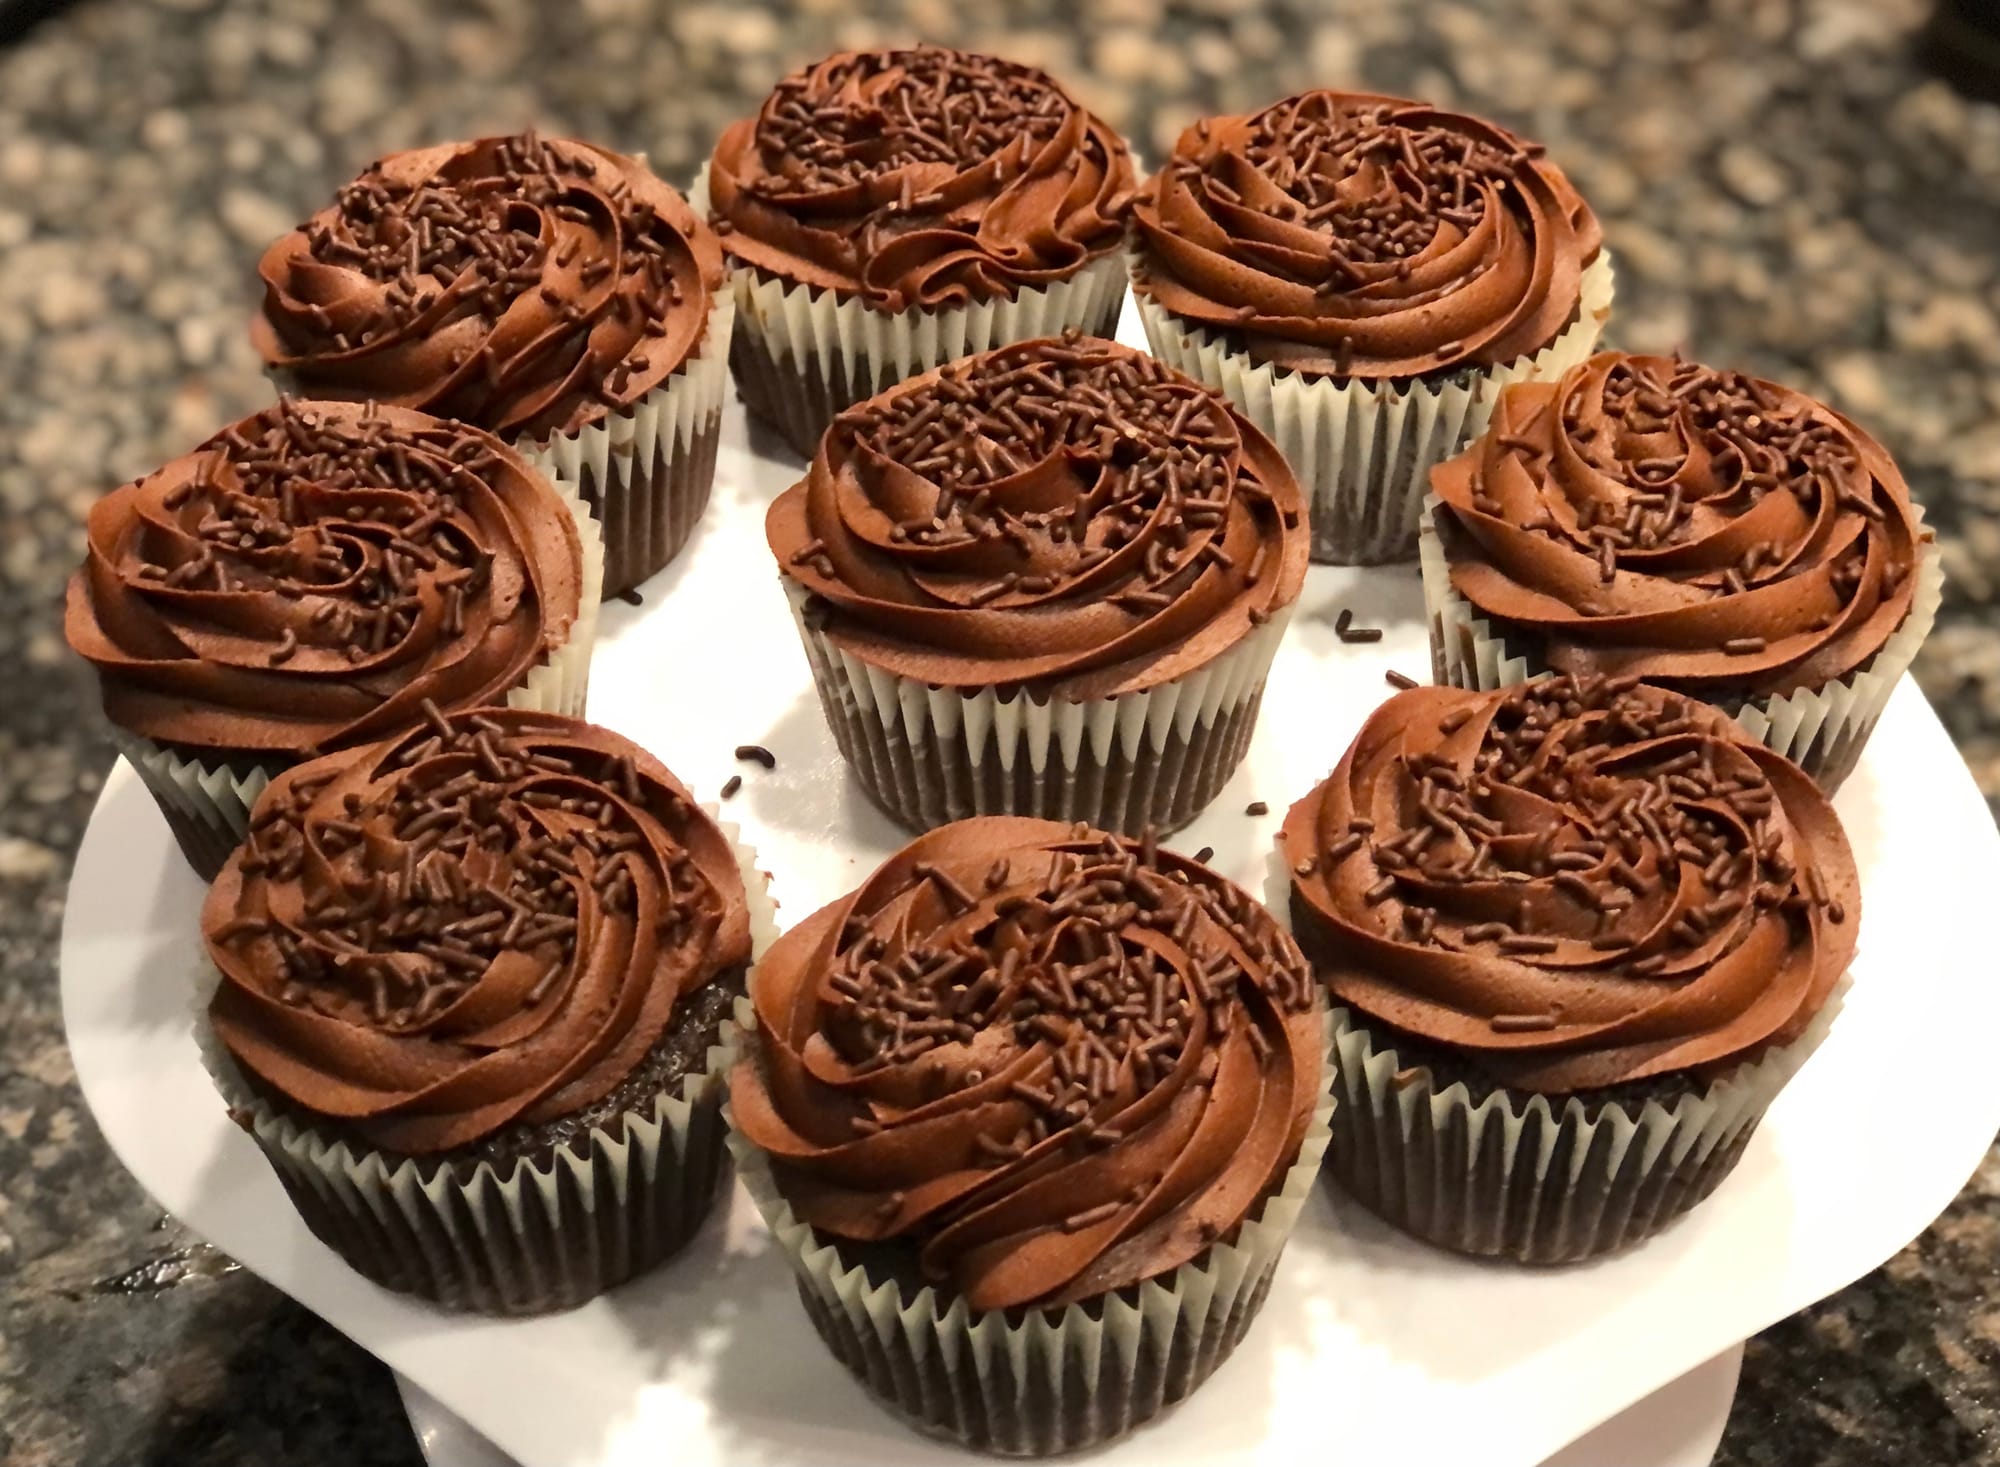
<box><xmin>731</xmin><ymin>816</ymin><xmax>1321</xmax><ymax>1309</ymax></box>
<box><xmin>1281</xmin><ymin>675</ymin><xmax>1857</xmax><ymax>1094</ymax></box>
<box><xmin>253</xmin><ymin>132</ymin><xmax>722</xmax><ymax>440</ymax></box>
<box><xmin>65</xmin><ymin>399</ymin><xmax>583</xmax><ymax>759</ymax></box>
<box><xmin>707</xmin><ymin>46</ymin><xmax>1135</xmax><ymax>311</ymax></box>
<box><xmin>767</xmin><ymin>334</ymin><xmax>1308</xmax><ymax>696</ymax></box>
<box><xmin>1132</xmin><ymin>91</ymin><xmax>1601</xmax><ymax>377</ymax></box>
<box><xmin>205</xmin><ymin>707</ymin><xmax>752</xmax><ymax>1155</ymax></box>
<box><xmin>1433</xmin><ymin>351</ymin><xmax>1926</xmax><ymax>697</ymax></box>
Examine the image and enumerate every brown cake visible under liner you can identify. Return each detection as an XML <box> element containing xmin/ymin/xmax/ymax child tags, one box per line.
<box><xmin>117</xmin><ymin>743</ymin><xmax>282</xmax><ymax>881</ymax></box>
<box><xmin>730</xmin><ymin>278</ymin><xmax>1125</xmax><ymax>458</ymax></box>
<box><xmin>794</xmin><ymin>1261</ymin><xmax>1278</xmax><ymax>1455</ymax></box>
<box><xmin>568</xmin><ymin>410</ymin><xmax>723</xmax><ymax>596</ymax></box>
<box><xmin>237</xmin><ymin>970</ymin><xmax>744</xmax><ymax>1314</ymax></box>
<box><xmin>802</xmin><ymin>662</ymin><xmax>1266</xmax><ymax>836</ymax></box>
<box><xmin>1326</xmin><ymin>1012</ymin><xmax>1761</xmax><ymax>1265</ymax></box>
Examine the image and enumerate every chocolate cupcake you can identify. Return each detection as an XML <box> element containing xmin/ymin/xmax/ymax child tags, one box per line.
<box><xmin>252</xmin><ymin>132</ymin><xmax>729</xmax><ymax>597</ymax></box>
<box><xmin>1129</xmin><ymin>90</ymin><xmax>1613</xmax><ymax>565</ymax></box>
<box><xmin>729</xmin><ymin>816</ymin><xmax>1331</xmax><ymax>1454</ymax></box>
<box><xmin>769</xmin><ymin>334</ymin><xmax>1308</xmax><ymax>835</ymax></box>
<box><xmin>198</xmin><ymin>706</ymin><xmax>770</xmax><ymax>1314</ymax></box>
<box><xmin>704</xmin><ymin>46</ymin><xmax>1134</xmax><ymax>456</ymax></box>
<box><xmin>65</xmin><ymin>399</ymin><xmax>598</xmax><ymax>878</ymax></box>
<box><xmin>1277</xmin><ymin>674</ymin><xmax>1855</xmax><ymax>1263</ymax></box>
<box><xmin>1421</xmin><ymin>350</ymin><xmax>1942</xmax><ymax>789</ymax></box>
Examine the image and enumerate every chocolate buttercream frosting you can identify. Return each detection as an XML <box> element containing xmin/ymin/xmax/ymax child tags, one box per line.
<box><xmin>730</xmin><ymin>816</ymin><xmax>1321</xmax><ymax>1310</ymax></box>
<box><xmin>253</xmin><ymin>133</ymin><xmax>722</xmax><ymax>441</ymax></box>
<box><xmin>1131</xmin><ymin>91</ymin><xmax>1601</xmax><ymax>378</ymax></box>
<box><xmin>768</xmin><ymin>335</ymin><xmax>1308</xmax><ymax>697</ymax></box>
<box><xmin>65</xmin><ymin>399</ymin><xmax>584</xmax><ymax>761</ymax></box>
<box><xmin>205</xmin><ymin>707</ymin><xmax>752</xmax><ymax>1156</ymax></box>
<box><xmin>1281</xmin><ymin>675</ymin><xmax>1857</xmax><ymax>1094</ymax></box>
<box><xmin>707</xmin><ymin>46</ymin><xmax>1134</xmax><ymax>312</ymax></box>
<box><xmin>1432</xmin><ymin>351</ymin><xmax>1926</xmax><ymax>697</ymax></box>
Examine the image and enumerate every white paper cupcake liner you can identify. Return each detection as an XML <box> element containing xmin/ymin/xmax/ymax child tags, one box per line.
<box><xmin>1417</xmin><ymin>493</ymin><xmax>1945</xmax><ymax>790</ymax></box>
<box><xmin>726</xmin><ymin>1006</ymin><xmax>1336</xmax><ymax>1455</ymax></box>
<box><xmin>787</xmin><ymin>581</ymin><xmax>1293</xmax><ymax>835</ymax></box>
<box><xmin>731</xmin><ymin>248</ymin><xmax>1128</xmax><ymax>397</ymax></box>
<box><xmin>191</xmin><ymin>815</ymin><xmax>777</xmax><ymax>1315</ymax></box>
<box><xmin>694</xmin><ymin>155</ymin><xmax>1126</xmax><ymax>457</ymax></box>
<box><xmin>518</xmin><ymin>291</ymin><xmax>735</xmax><ymax>597</ymax></box>
<box><xmin>1261</xmin><ymin>848</ymin><xmax>1843</xmax><ymax>1264</ymax></box>
<box><xmin>1131</xmin><ymin>252</ymin><xmax>1615</xmax><ymax>566</ymax></box>
<box><xmin>120</xmin><ymin>479</ymin><xmax>604</xmax><ymax>880</ymax></box>
<box><xmin>113</xmin><ymin>734</ymin><xmax>281</xmax><ymax>884</ymax></box>
<box><xmin>1321</xmin><ymin>994</ymin><xmax>1841</xmax><ymax>1265</ymax></box>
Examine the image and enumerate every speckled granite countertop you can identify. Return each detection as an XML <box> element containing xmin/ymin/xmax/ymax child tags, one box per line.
<box><xmin>4</xmin><ymin>0</ymin><xmax>2000</xmax><ymax>1462</ymax></box>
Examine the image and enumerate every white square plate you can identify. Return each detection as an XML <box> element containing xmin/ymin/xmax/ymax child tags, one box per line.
<box><xmin>60</xmin><ymin>307</ymin><xmax>2000</xmax><ymax>1467</ymax></box>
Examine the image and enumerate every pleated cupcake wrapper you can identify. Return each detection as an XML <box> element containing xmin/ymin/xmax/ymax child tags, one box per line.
<box><xmin>113</xmin><ymin>736</ymin><xmax>283</xmax><ymax>885</ymax></box>
<box><xmin>725</xmin><ymin>1006</ymin><xmax>1337</xmax><ymax>1456</ymax></box>
<box><xmin>730</xmin><ymin>246</ymin><xmax>1127</xmax><ymax>393</ymax></box>
<box><xmin>1418</xmin><ymin>493</ymin><xmax>1946</xmax><ymax>791</ymax></box>
<box><xmin>1262</xmin><ymin>846</ymin><xmax>1843</xmax><ymax>1264</ymax></box>
<box><xmin>190</xmin><ymin>815</ymin><xmax>778</xmax><ymax>1315</ymax></box>
<box><xmin>118</xmin><ymin>478</ymin><xmax>604</xmax><ymax>882</ymax></box>
<box><xmin>1130</xmin><ymin>251</ymin><xmax>1616</xmax><ymax>566</ymax></box>
<box><xmin>687</xmin><ymin>162</ymin><xmax>1128</xmax><ymax>454</ymax></box>
<box><xmin>518</xmin><ymin>291</ymin><xmax>735</xmax><ymax>597</ymax></box>
<box><xmin>786</xmin><ymin>580</ymin><xmax>1293</xmax><ymax>835</ymax></box>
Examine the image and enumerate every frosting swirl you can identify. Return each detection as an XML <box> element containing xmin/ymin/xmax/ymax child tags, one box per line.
<box><xmin>730</xmin><ymin>816</ymin><xmax>1321</xmax><ymax>1309</ymax></box>
<box><xmin>1432</xmin><ymin>352</ymin><xmax>1926</xmax><ymax>697</ymax></box>
<box><xmin>707</xmin><ymin>46</ymin><xmax>1134</xmax><ymax>312</ymax></box>
<box><xmin>1131</xmin><ymin>91</ymin><xmax>1601</xmax><ymax>377</ymax></box>
<box><xmin>205</xmin><ymin>707</ymin><xmax>752</xmax><ymax>1155</ymax></box>
<box><xmin>64</xmin><ymin>399</ymin><xmax>583</xmax><ymax>759</ymax></box>
<box><xmin>767</xmin><ymin>335</ymin><xmax>1308</xmax><ymax>696</ymax></box>
<box><xmin>252</xmin><ymin>133</ymin><xmax>722</xmax><ymax>440</ymax></box>
<box><xmin>1280</xmin><ymin>675</ymin><xmax>1856</xmax><ymax>1094</ymax></box>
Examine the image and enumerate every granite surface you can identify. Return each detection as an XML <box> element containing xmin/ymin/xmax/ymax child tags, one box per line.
<box><xmin>4</xmin><ymin>0</ymin><xmax>2000</xmax><ymax>1462</ymax></box>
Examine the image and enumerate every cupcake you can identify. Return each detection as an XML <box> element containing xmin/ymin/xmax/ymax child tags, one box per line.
<box><xmin>705</xmin><ymin>46</ymin><xmax>1134</xmax><ymax>456</ymax></box>
<box><xmin>199</xmin><ymin>706</ymin><xmax>768</xmax><ymax>1314</ymax></box>
<box><xmin>1129</xmin><ymin>90</ymin><xmax>1613</xmax><ymax>565</ymax></box>
<box><xmin>768</xmin><ymin>334</ymin><xmax>1308</xmax><ymax>835</ymax></box>
<box><xmin>729</xmin><ymin>815</ymin><xmax>1331</xmax><ymax>1454</ymax></box>
<box><xmin>251</xmin><ymin>132</ymin><xmax>729</xmax><ymax>598</ymax></box>
<box><xmin>1277</xmin><ymin>674</ymin><xmax>1856</xmax><ymax>1264</ymax></box>
<box><xmin>1421</xmin><ymin>350</ymin><xmax>1942</xmax><ymax>789</ymax></box>
<box><xmin>65</xmin><ymin>399</ymin><xmax>598</xmax><ymax>879</ymax></box>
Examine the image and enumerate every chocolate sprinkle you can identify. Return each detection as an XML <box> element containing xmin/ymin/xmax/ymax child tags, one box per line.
<box><xmin>1490</xmin><ymin>1012</ymin><xmax>1559</xmax><ymax>1033</ymax></box>
<box><xmin>1333</xmin><ymin>609</ymin><xmax>1384</xmax><ymax>645</ymax></box>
